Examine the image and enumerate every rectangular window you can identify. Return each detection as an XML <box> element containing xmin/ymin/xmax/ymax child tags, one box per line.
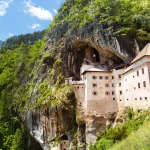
<box><xmin>105</xmin><ymin>84</ymin><xmax>109</xmax><ymax>87</ymax></box>
<box><xmin>92</xmin><ymin>84</ymin><xmax>97</xmax><ymax>87</ymax></box>
<box><xmin>118</xmin><ymin>75</ymin><xmax>121</xmax><ymax>78</ymax></box>
<box><xmin>92</xmin><ymin>76</ymin><xmax>97</xmax><ymax>79</ymax></box>
<box><xmin>112</xmin><ymin>91</ymin><xmax>114</xmax><ymax>95</ymax></box>
<box><xmin>138</xmin><ymin>83</ymin><xmax>140</xmax><ymax>88</ymax></box>
<box><xmin>112</xmin><ymin>83</ymin><xmax>114</xmax><ymax>87</ymax></box>
<box><xmin>137</xmin><ymin>71</ymin><xmax>139</xmax><ymax>76</ymax></box>
<box><xmin>105</xmin><ymin>76</ymin><xmax>109</xmax><ymax>80</ymax></box>
<box><xmin>105</xmin><ymin>92</ymin><xmax>109</xmax><ymax>95</ymax></box>
<box><xmin>143</xmin><ymin>81</ymin><xmax>146</xmax><ymax>87</ymax></box>
<box><xmin>119</xmin><ymin>83</ymin><xmax>121</xmax><ymax>87</ymax></box>
<box><xmin>93</xmin><ymin>91</ymin><xmax>98</xmax><ymax>95</ymax></box>
<box><xmin>142</xmin><ymin>68</ymin><xmax>144</xmax><ymax>74</ymax></box>
<box><xmin>120</xmin><ymin>91</ymin><xmax>122</xmax><ymax>95</ymax></box>
<box><xmin>145</xmin><ymin>97</ymin><xmax>147</xmax><ymax>100</ymax></box>
<box><xmin>112</xmin><ymin>76</ymin><xmax>114</xmax><ymax>79</ymax></box>
<box><xmin>113</xmin><ymin>98</ymin><xmax>115</xmax><ymax>100</ymax></box>
<box><xmin>99</xmin><ymin>76</ymin><xmax>103</xmax><ymax>79</ymax></box>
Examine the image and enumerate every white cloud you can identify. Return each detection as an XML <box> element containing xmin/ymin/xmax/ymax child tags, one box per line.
<box><xmin>53</xmin><ymin>9</ymin><xmax>57</xmax><ymax>14</ymax></box>
<box><xmin>24</xmin><ymin>0</ymin><xmax>53</xmax><ymax>20</ymax></box>
<box><xmin>0</xmin><ymin>0</ymin><xmax>13</xmax><ymax>16</ymax></box>
<box><xmin>9</xmin><ymin>33</ymin><xmax>14</xmax><ymax>37</ymax></box>
<box><xmin>29</xmin><ymin>23</ymin><xmax>41</xmax><ymax>29</ymax></box>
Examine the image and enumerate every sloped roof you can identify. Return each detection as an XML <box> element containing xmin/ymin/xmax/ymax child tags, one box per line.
<box><xmin>81</xmin><ymin>66</ymin><xmax>110</xmax><ymax>75</ymax></box>
<box><xmin>122</xmin><ymin>65</ymin><xmax>133</xmax><ymax>74</ymax></box>
<box><xmin>131</xmin><ymin>43</ymin><xmax>150</xmax><ymax>64</ymax></box>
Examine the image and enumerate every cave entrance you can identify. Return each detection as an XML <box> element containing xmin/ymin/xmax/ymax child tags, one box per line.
<box><xmin>61</xmin><ymin>134</ymin><xmax>68</xmax><ymax>140</ymax></box>
<box><xmin>85</xmin><ymin>46</ymin><xmax>100</xmax><ymax>63</ymax></box>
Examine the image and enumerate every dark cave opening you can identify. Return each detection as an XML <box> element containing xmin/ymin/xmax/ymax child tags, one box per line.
<box><xmin>66</xmin><ymin>41</ymin><xmax>126</xmax><ymax>80</ymax></box>
<box><xmin>84</xmin><ymin>46</ymin><xmax>100</xmax><ymax>63</ymax></box>
<box><xmin>61</xmin><ymin>134</ymin><xmax>68</xmax><ymax>140</ymax></box>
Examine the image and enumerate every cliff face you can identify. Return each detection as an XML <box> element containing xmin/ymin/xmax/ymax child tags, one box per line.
<box><xmin>23</xmin><ymin>0</ymin><xmax>150</xmax><ymax>149</ymax></box>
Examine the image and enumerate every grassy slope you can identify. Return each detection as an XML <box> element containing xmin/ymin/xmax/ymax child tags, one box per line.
<box><xmin>90</xmin><ymin>108</ymin><xmax>150</xmax><ymax>150</ymax></box>
<box><xmin>110</xmin><ymin>120</ymin><xmax>150</xmax><ymax>150</ymax></box>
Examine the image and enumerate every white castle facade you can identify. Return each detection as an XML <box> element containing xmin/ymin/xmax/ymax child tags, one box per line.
<box><xmin>65</xmin><ymin>43</ymin><xmax>150</xmax><ymax>114</ymax></box>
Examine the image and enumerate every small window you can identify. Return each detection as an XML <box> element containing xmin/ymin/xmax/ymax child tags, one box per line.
<box><xmin>82</xmin><ymin>87</ymin><xmax>84</xmax><ymax>88</ymax></box>
<box><xmin>133</xmin><ymin>76</ymin><xmax>135</xmax><ymax>78</ymax></box>
<box><xmin>77</xmin><ymin>86</ymin><xmax>79</xmax><ymax>89</ymax></box>
<box><xmin>138</xmin><ymin>83</ymin><xmax>140</xmax><ymax>88</ymax></box>
<box><xmin>120</xmin><ymin>91</ymin><xmax>122</xmax><ymax>95</ymax></box>
<box><xmin>112</xmin><ymin>91</ymin><xmax>114</xmax><ymax>95</ymax></box>
<box><xmin>74</xmin><ymin>87</ymin><xmax>76</xmax><ymax>89</ymax></box>
<box><xmin>118</xmin><ymin>75</ymin><xmax>121</xmax><ymax>78</ymax></box>
<box><xmin>92</xmin><ymin>76</ymin><xmax>97</xmax><ymax>79</ymax></box>
<box><xmin>127</xmin><ymin>99</ymin><xmax>128</xmax><ymax>101</ymax></box>
<box><xmin>137</xmin><ymin>71</ymin><xmax>139</xmax><ymax>76</ymax></box>
<box><xmin>120</xmin><ymin>99</ymin><xmax>122</xmax><ymax>101</ymax></box>
<box><xmin>112</xmin><ymin>76</ymin><xmax>114</xmax><ymax>79</ymax></box>
<box><xmin>142</xmin><ymin>68</ymin><xmax>144</xmax><ymax>74</ymax></box>
<box><xmin>145</xmin><ymin>97</ymin><xmax>147</xmax><ymax>100</ymax></box>
<box><xmin>119</xmin><ymin>83</ymin><xmax>121</xmax><ymax>87</ymax></box>
<box><xmin>92</xmin><ymin>84</ymin><xmax>97</xmax><ymax>87</ymax></box>
<box><xmin>105</xmin><ymin>92</ymin><xmax>109</xmax><ymax>95</ymax></box>
<box><xmin>143</xmin><ymin>81</ymin><xmax>146</xmax><ymax>87</ymax></box>
<box><xmin>105</xmin><ymin>76</ymin><xmax>109</xmax><ymax>80</ymax></box>
<box><xmin>135</xmin><ymin>98</ymin><xmax>137</xmax><ymax>100</ymax></box>
<box><xmin>113</xmin><ymin>98</ymin><xmax>115</xmax><ymax>100</ymax></box>
<box><xmin>140</xmin><ymin>97</ymin><xmax>142</xmax><ymax>100</ymax></box>
<box><xmin>84</xmin><ymin>77</ymin><xmax>86</xmax><ymax>80</ymax></box>
<box><xmin>105</xmin><ymin>84</ymin><xmax>109</xmax><ymax>87</ymax></box>
<box><xmin>93</xmin><ymin>91</ymin><xmax>98</xmax><ymax>95</ymax></box>
<box><xmin>112</xmin><ymin>83</ymin><xmax>114</xmax><ymax>87</ymax></box>
<box><xmin>99</xmin><ymin>76</ymin><xmax>103</xmax><ymax>79</ymax></box>
<box><xmin>125</xmin><ymin>79</ymin><xmax>127</xmax><ymax>81</ymax></box>
<box><xmin>126</xmin><ymin>89</ymin><xmax>128</xmax><ymax>91</ymax></box>
<box><xmin>134</xmin><ymin>87</ymin><xmax>136</xmax><ymax>90</ymax></box>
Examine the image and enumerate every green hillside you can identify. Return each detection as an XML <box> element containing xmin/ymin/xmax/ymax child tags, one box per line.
<box><xmin>90</xmin><ymin>108</ymin><xmax>150</xmax><ymax>150</ymax></box>
<box><xmin>110</xmin><ymin>120</ymin><xmax>150</xmax><ymax>150</ymax></box>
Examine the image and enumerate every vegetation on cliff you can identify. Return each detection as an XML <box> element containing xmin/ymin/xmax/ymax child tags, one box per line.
<box><xmin>0</xmin><ymin>31</ymin><xmax>75</xmax><ymax>149</ymax></box>
<box><xmin>0</xmin><ymin>39</ymin><xmax>44</xmax><ymax>149</ymax></box>
<box><xmin>90</xmin><ymin>108</ymin><xmax>150</xmax><ymax>150</ymax></box>
<box><xmin>1</xmin><ymin>0</ymin><xmax>150</xmax><ymax>149</ymax></box>
<box><xmin>51</xmin><ymin>0</ymin><xmax>150</xmax><ymax>42</ymax></box>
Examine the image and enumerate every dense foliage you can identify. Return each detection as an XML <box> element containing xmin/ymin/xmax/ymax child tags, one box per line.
<box><xmin>1</xmin><ymin>0</ymin><xmax>150</xmax><ymax>149</ymax></box>
<box><xmin>90</xmin><ymin>108</ymin><xmax>150</xmax><ymax>150</ymax></box>
<box><xmin>51</xmin><ymin>0</ymin><xmax>150</xmax><ymax>41</ymax></box>
<box><xmin>0</xmin><ymin>40</ymin><xmax>44</xmax><ymax>149</ymax></box>
<box><xmin>1</xmin><ymin>30</ymin><xmax>45</xmax><ymax>50</ymax></box>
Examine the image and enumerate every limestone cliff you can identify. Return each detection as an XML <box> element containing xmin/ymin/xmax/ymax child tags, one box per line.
<box><xmin>22</xmin><ymin>0</ymin><xmax>150</xmax><ymax>149</ymax></box>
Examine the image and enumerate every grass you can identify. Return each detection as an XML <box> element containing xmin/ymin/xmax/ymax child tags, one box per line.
<box><xmin>109</xmin><ymin>121</ymin><xmax>150</xmax><ymax>150</ymax></box>
<box><xmin>90</xmin><ymin>108</ymin><xmax>150</xmax><ymax>150</ymax></box>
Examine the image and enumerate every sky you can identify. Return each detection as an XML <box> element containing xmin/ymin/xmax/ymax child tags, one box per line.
<box><xmin>0</xmin><ymin>0</ymin><xmax>65</xmax><ymax>41</ymax></box>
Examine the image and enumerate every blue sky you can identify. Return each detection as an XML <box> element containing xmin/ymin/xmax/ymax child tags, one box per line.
<box><xmin>0</xmin><ymin>0</ymin><xmax>65</xmax><ymax>41</ymax></box>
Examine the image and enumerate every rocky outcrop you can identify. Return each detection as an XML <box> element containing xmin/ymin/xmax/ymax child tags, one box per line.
<box><xmin>23</xmin><ymin>0</ymin><xmax>150</xmax><ymax>149</ymax></box>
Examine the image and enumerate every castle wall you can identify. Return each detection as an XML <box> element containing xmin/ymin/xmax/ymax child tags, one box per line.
<box><xmin>72</xmin><ymin>83</ymin><xmax>85</xmax><ymax>107</ymax></box>
<box><xmin>83</xmin><ymin>71</ymin><xmax>119</xmax><ymax>114</ymax></box>
<box><xmin>147</xmin><ymin>61</ymin><xmax>150</xmax><ymax>82</ymax></box>
<box><xmin>111</xmin><ymin>68</ymin><xmax>126</xmax><ymax>111</ymax></box>
<box><xmin>123</xmin><ymin>61</ymin><xmax>150</xmax><ymax>109</ymax></box>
